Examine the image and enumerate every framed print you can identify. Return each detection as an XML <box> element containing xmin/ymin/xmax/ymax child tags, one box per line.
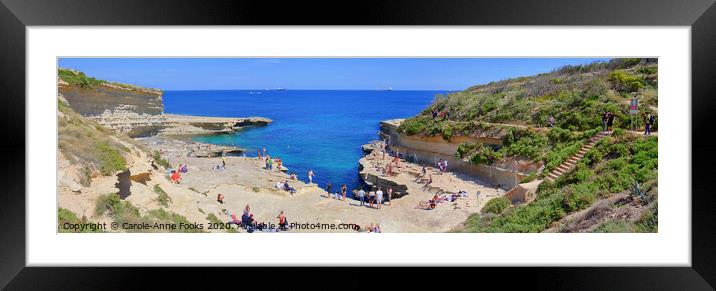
<box><xmin>1</xmin><ymin>0</ymin><xmax>715</xmax><ymax>289</ymax></box>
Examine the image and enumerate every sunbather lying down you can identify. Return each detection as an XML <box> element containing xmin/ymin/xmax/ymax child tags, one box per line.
<box><xmin>415</xmin><ymin>200</ymin><xmax>437</xmax><ymax>210</ymax></box>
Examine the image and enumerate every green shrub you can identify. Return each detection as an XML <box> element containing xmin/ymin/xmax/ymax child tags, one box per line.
<box><xmin>471</xmin><ymin>189</ymin><xmax>567</xmax><ymax>233</ymax></box>
<box><xmin>399</xmin><ymin>117</ymin><xmax>430</xmax><ymax>135</ymax></box>
<box><xmin>608</xmin><ymin>70</ymin><xmax>646</xmax><ymax>92</ymax></box>
<box><xmin>95</xmin><ymin>198</ymin><xmax>204</xmax><ymax>233</ymax></box>
<box><xmin>521</xmin><ymin>172</ymin><xmax>537</xmax><ymax>183</ymax></box>
<box><xmin>95</xmin><ymin>192</ymin><xmax>123</xmax><ymax>216</ymax></box>
<box><xmin>635</xmin><ymin>204</ymin><xmax>658</xmax><ymax>232</ymax></box>
<box><xmin>582</xmin><ymin>147</ymin><xmax>603</xmax><ymax>166</ymax></box>
<box><xmin>547</xmin><ymin>127</ymin><xmax>575</xmax><ymax>143</ymax></box>
<box><xmin>146</xmin><ymin>208</ymin><xmax>203</xmax><ymax>233</ymax></box>
<box><xmin>441</xmin><ymin>124</ymin><xmax>453</xmax><ymax>141</ymax></box>
<box><xmin>58</xmin><ymin>208</ymin><xmax>104</xmax><ymax>233</ymax></box>
<box><xmin>96</xmin><ymin>142</ymin><xmax>127</xmax><ymax>175</ymax></box>
<box><xmin>456</xmin><ymin>142</ymin><xmax>476</xmax><ymax>159</ymax></box>
<box><xmin>482</xmin><ymin>197</ymin><xmax>511</xmax><ymax>214</ymax></box>
<box><xmin>153</xmin><ymin>185</ymin><xmax>172</xmax><ymax>207</ymax></box>
<box><xmin>637</xmin><ymin>66</ymin><xmax>657</xmax><ymax>75</ymax></box>
<box><xmin>152</xmin><ymin>151</ymin><xmax>171</xmax><ymax>169</ymax></box>
<box><xmin>501</xmin><ymin>129</ymin><xmax>548</xmax><ymax>159</ymax></box>
<box><xmin>564</xmin><ymin>182</ymin><xmax>598</xmax><ymax>212</ymax></box>
<box><xmin>612</xmin><ymin>128</ymin><xmax>625</xmax><ymax>137</ymax></box>
<box><xmin>59</xmin><ymin>69</ymin><xmax>105</xmax><ymax>88</ymax></box>
<box><xmin>592</xmin><ymin>220</ymin><xmax>634</xmax><ymax>233</ymax></box>
<box><xmin>78</xmin><ymin>164</ymin><xmax>93</xmax><ymax>186</ymax></box>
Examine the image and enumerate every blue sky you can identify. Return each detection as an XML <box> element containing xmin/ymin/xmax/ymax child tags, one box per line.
<box><xmin>58</xmin><ymin>58</ymin><xmax>610</xmax><ymax>90</ymax></box>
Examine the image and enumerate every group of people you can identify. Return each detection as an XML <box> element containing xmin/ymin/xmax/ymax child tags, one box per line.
<box><xmin>355</xmin><ymin>186</ymin><xmax>392</xmax><ymax>209</ymax></box>
<box><xmin>363</xmin><ymin>223</ymin><xmax>382</xmax><ymax>233</ymax></box>
<box><xmin>226</xmin><ymin>204</ymin><xmax>289</xmax><ymax>232</ymax></box>
<box><xmin>431</xmin><ymin>108</ymin><xmax>450</xmax><ymax>120</ymax></box>
<box><xmin>416</xmin><ymin>190</ymin><xmax>470</xmax><ymax>210</ymax></box>
<box><xmin>213</xmin><ymin>156</ymin><xmax>226</xmax><ymax>171</ymax></box>
<box><xmin>384</xmin><ymin>157</ymin><xmax>400</xmax><ymax>176</ymax></box>
<box><xmin>326</xmin><ymin>184</ymin><xmax>348</xmax><ymax>201</ymax></box>
<box><xmin>602</xmin><ymin>110</ymin><xmax>616</xmax><ymax>132</ymax></box>
<box><xmin>275</xmin><ymin>180</ymin><xmax>296</xmax><ymax>195</ymax></box>
<box><xmin>168</xmin><ymin>163</ymin><xmax>189</xmax><ymax>184</ymax></box>
<box><xmin>643</xmin><ymin>112</ymin><xmax>656</xmax><ymax>135</ymax></box>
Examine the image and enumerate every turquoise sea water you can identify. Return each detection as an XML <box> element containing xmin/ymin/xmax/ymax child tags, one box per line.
<box><xmin>163</xmin><ymin>90</ymin><xmax>441</xmax><ymax>192</ymax></box>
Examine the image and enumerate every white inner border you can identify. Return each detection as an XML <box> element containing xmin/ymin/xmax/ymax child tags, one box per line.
<box><xmin>27</xmin><ymin>27</ymin><xmax>690</xmax><ymax>266</ymax></box>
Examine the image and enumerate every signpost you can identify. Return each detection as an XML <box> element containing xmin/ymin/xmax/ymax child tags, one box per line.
<box><xmin>629</xmin><ymin>97</ymin><xmax>639</xmax><ymax>131</ymax></box>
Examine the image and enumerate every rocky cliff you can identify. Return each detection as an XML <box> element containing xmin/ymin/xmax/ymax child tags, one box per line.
<box><xmin>58</xmin><ymin>68</ymin><xmax>271</xmax><ymax>137</ymax></box>
<box><xmin>58</xmin><ymin>71</ymin><xmax>164</xmax><ymax>116</ymax></box>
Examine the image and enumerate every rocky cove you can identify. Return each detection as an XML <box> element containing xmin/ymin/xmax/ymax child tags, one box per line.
<box><xmin>57</xmin><ymin>71</ymin><xmax>514</xmax><ymax>233</ymax></box>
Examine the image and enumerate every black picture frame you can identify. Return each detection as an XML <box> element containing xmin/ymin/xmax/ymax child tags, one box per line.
<box><xmin>0</xmin><ymin>0</ymin><xmax>714</xmax><ymax>289</ymax></box>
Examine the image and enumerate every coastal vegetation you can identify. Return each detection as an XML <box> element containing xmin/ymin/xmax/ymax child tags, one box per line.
<box><xmin>399</xmin><ymin>58</ymin><xmax>657</xmax><ymax>136</ymax></box>
<box><xmin>481</xmin><ymin>197</ymin><xmax>511</xmax><ymax>214</ymax></box>
<box><xmin>396</xmin><ymin>58</ymin><xmax>659</xmax><ymax>233</ymax></box>
<box><xmin>59</xmin><ymin>68</ymin><xmax>105</xmax><ymax>88</ymax></box>
<box><xmin>95</xmin><ymin>193</ymin><xmax>203</xmax><ymax>233</ymax></box>
<box><xmin>58</xmin><ymin>208</ymin><xmax>104</xmax><ymax>233</ymax></box>
<box><xmin>459</xmin><ymin>135</ymin><xmax>658</xmax><ymax>233</ymax></box>
<box><xmin>153</xmin><ymin>185</ymin><xmax>172</xmax><ymax>207</ymax></box>
<box><xmin>152</xmin><ymin>150</ymin><xmax>171</xmax><ymax>169</ymax></box>
<box><xmin>59</xmin><ymin>97</ymin><xmax>130</xmax><ymax>177</ymax></box>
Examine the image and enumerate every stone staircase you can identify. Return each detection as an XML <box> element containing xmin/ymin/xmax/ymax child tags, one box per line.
<box><xmin>544</xmin><ymin>131</ymin><xmax>611</xmax><ymax>183</ymax></box>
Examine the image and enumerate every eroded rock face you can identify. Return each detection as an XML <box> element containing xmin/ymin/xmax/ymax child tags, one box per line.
<box><xmin>58</xmin><ymin>79</ymin><xmax>272</xmax><ymax>136</ymax></box>
<box><xmin>59</xmin><ymin>83</ymin><xmax>164</xmax><ymax>116</ymax></box>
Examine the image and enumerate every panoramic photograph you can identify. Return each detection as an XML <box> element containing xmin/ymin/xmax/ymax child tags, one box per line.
<box><xmin>56</xmin><ymin>57</ymin><xmax>658</xmax><ymax>233</ymax></box>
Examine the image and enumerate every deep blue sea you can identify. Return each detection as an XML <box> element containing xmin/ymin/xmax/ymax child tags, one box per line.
<box><xmin>163</xmin><ymin>90</ymin><xmax>441</xmax><ymax>192</ymax></box>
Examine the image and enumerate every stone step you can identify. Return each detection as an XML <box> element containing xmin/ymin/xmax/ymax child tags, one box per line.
<box><xmin>558</xmin><ymin>164</ymin><xmax>571</xmax><ymax>172</ymax></box>
<box><xmin>548</xmin><ymin>173</ymin><xmax>560</xmax><ymax>180</ymax></box>
<box><xmin>575</xmin><ymin>154</ymin><xmax>584</xmax><ymax>159</ymax></box>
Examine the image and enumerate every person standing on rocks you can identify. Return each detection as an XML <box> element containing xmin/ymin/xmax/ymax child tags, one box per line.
<box><xmin>368</xmin><ymin>189</ymin><xmax>376</xmax><ymax>208</ymax></box>
<box><xmin>358</xmin><ymin>188</ymin><xmax>366</xmax><ymax>206</ymax></box>
<box><xmin>263</xmin><ymin>147</ymin><xmax>267</xmax><ymax>157</ymax></box>
<box><xmin>376</xmin><ymin>188</ymin><xmax>384</xmax><ymax>209</ymax></box>
<box><xmin>341</xmin><ymin>184</ymin><xmax>347</xmax><ymax>201</ymax></box>
<box><xmin>308</xmin><ymin>169</ymin><xmax>314</xmax><ymax>184</ymax></box>
<box><xmin>386</xmin><ymin>187</ymin><xmax>393</xmax><ymax>206</ymax></box>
